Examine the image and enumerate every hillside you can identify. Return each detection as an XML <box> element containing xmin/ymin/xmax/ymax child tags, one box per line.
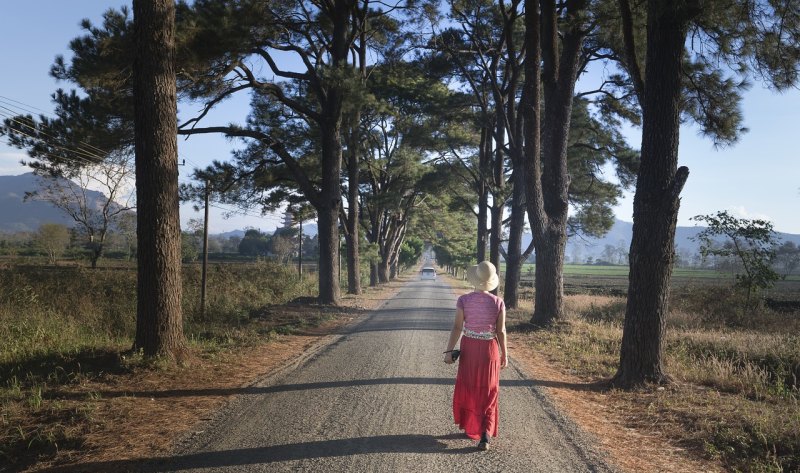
<box><xmin>0</xmin><ymin>173</ymin><xmax>320</xmax><ymax>238</ymax></box>
<box><xmin>522</xmin><ymin>218</ymin><xmax>800</xmax><ymax>263</ymax></box>
<box><xmin>2</xmin><ymin>173</ymin><xmax>793</xmax><ymax>249</ymax></box>
<box><xmin>0</xmin><ymin>173</ymin><xmax>86</xmax><ymax>232</ymax></box>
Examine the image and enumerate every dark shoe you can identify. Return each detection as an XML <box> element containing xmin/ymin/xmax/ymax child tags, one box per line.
<box><xmin>478</xmin><ymin>433</ymin><xmax>490</xmax><ymax>451</ymax></box>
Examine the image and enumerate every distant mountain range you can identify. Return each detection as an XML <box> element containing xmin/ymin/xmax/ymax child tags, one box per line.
<box><xmin>213</xmin><ymin>225</ymin><xmax>319</xmax><ymax>239</ymax></box>
<box><xmin>524</xmin><ymin>218</ymin><xmax>800</xmax><ymax>263</ymax></box>
<box><xmin>0</xmin><ymin>173</ymin><xmax>113</xmax><ymax>232</ymax></box>
<box><xmin>0</xmin><ymin>173</ymin><xmax>319</xmax><ymax>237</ymax></box>
<box><xmin>2</xmin><ymin>173</ymin><xmax>795</xmax><ymax>249</ymax></box>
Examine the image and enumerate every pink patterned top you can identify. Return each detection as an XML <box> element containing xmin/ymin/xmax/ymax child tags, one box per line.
<box><xmin>457</xmin><ymin>291</ymin><xmax>505</xmax><ymax>334</ymax></box>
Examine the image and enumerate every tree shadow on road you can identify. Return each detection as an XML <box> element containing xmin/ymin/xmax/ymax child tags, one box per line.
<box><xmin>45</xmin><ymin>377</ymin><xmax>542</xmax><ymax>401</ymax></box>
<box><xmin>528</xmin><ymin>378</ymin><xmax>608</xmax><ymax>392</ymax></box>
<box><xmin>41</xmin><ymin>434</ymin><xmax>480</xmax><ymax>472</ymax></box>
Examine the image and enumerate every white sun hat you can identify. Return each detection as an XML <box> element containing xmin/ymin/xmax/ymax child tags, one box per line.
<box><xmin>466</xmin><ymin>261</ymin><xmax>499</xmax><ymax>291</ymax></box>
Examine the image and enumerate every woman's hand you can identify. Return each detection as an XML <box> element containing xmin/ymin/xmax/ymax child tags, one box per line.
<box><xmin>500</xmin><ymin>352</ymin><xmax>508</xmax><ymax>369</ymax></box>
<box><xmin>443</xmin><ymin>352</ymin><xmax>455</xmax><ymax>364</ymax></box>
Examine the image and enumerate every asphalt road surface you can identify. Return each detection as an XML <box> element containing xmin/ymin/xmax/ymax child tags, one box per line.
<box><xmin>151</xmin><ymin>275</ymin><xmax>614</xmax><ymax>472</ymax></box>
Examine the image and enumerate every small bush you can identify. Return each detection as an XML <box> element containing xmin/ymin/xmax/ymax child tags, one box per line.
<box><xmin>581</xmin><ymin>299</ymin><xmax>626</xmax><ymax>324</ymax></box>
<box><xmin>0</xmin><ymin>262</ymin><xmax>317</xmax><ymax>384</ymax></box>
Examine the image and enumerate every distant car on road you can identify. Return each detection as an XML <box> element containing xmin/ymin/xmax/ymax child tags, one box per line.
<box><xmin>420</xmin><ymin>267</ymin><xmax>437</xmax><ymax>280</ymax></box>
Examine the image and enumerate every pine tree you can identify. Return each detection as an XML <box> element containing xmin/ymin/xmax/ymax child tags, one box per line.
<box><xmin>131</xmin><ymin>0</ymin><xmax>185</xmax><ymax>360</ymax></box>
<box><xmin>612</xmin><ymin>0</ymin><xmax>800</xmax><ymax>387</ymax></box>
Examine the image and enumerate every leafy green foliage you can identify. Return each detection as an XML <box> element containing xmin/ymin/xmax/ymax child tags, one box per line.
<box><xmin>238</xmin><ymin>228</ymin><xmax>270</xmax><ymax>257</ymax></box>
<box><xmin>567</xmin><ymin>98</ymin><xmax>639</xmax><ymax>237</ymax></box>
<box><xmin>775</xmin><ymin>241</ymin><xmax>800</xmax><ymax>277</ymax></box>
<box><xmin>399</xmin><ymin>236</ymin><xmax>424</xmax><ymax>268</ymax></box>
<box><xmin>692</xmin><ymin>211</ymin><xmax>783</xmax><ymax>304</ymax></box>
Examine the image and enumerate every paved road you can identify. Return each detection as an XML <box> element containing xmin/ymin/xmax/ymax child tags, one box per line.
<box><xmin>151</xmin><ymin>276</ymin><xmax>613</xmax><ymax>472</ymax></box>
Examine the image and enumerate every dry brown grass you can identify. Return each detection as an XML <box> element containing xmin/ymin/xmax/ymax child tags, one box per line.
<box><xmin>505</xmin><ymin>292</ymin><xmax>800</xmax><ymax>473</ymax></box>
<box><xmin>8</xmin><ymin>266</ymin><xmax>797</xmax><ymax>472</ymax></box>
<box><xmin>9</xmin><ymin>276</ymin><xmax>408</xmax><ymax>472</ymax></box>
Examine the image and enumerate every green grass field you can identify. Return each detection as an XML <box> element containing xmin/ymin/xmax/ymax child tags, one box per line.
<box><xmin>499</xmin><ymin>263</ymin><xmax>800</xmax><ymax>304</ymax></box>
<box><xmin>514</xmin><ymin>263</ymin><xmax>798</xmax><ymax>279</ymax></box>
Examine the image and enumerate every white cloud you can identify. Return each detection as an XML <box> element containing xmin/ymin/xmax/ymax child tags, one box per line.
<box><xmin>0</xmin><ymin>151</ymin><xmax>31</xmax><ymax>176</ymax></box>
<box><xmin>726</xmin><ymin>205</ymin><xmax>772</xmax><ymax>222</ymax></box>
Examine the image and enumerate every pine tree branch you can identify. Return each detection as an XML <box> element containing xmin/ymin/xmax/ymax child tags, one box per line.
<box><xmin>177</xmin><ymin>126</ymin><xmax>321</xmax><ymax>206</ymax></box>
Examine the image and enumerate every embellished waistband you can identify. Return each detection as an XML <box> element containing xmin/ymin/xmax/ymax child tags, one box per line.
<box><xmin>463</xmin><ymin>328</ymin><xmax>496</xmax><ymax>340</ymax></box>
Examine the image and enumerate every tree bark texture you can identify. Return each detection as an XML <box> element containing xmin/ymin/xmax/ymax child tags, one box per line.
<box><xmin>132</xmin><ymin>0</ymin><xmax>185</xmax><ymax>359</ymax></box>
<box><xmin>522</xmin><ymin>0</ymin><xmax>542</xmax><ymax>316</ymax></box>
<box><xmin>532</xmin><ymin>226</ymin><xmax>567</xmax><ymax>324</ymax></box>
<box><xmin>378</xmin><ymin>260</ymin><xmax>390</xmax><ymax>284</ymax></box>
<box><xmin>476</xmin><ymin>126</ymin><xmax>490</xmax><ymax>262</ymax></box>
<box><xmin>345</xmin><ymin>111</ymin><xmax>362</xmax><ymax>295</ymax></box>
<box><xmin>317</xmin><ymin>122</ymin><xmax>342</xmax><ymax>303</ymax></box>
<box><xmin>528</xmin><ymin>0</ymin><xmax>587</xmax><ymax>326</ymax></box>
<box><xmin>503</xmin><ymin>167</ymin><xmax>527</xmax><ymax>308</ymax></box>
<box><xmin>613</xmin><ymin>0</ymin><xmax>692</xmax><ymax>387</ymax></box>
<box><xmin>314</xmin><ymin>0</ymin><xmax>351</xmax><ymax>304</ymax></box>
<box><xmin>370</xmin><ymin>263</ymin><xmax>378</xmax><ymax>287</ymax></box>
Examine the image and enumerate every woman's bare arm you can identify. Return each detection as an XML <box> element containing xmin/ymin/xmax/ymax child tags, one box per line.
<box><xmin>496</xmin><ymin>306</ymin><xmax>508</xmax><ymax>368</ymax></box>
<box><xmin>443</xmin><ymin>307</ymin><xmax>465</xmax><ymax>364</ymax></box>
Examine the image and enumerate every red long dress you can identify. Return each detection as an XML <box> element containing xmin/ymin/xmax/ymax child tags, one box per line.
<box><xmin>452</xmin><ymin>292</ymin><xmax>504</xmax><ymax>439</ymax></box>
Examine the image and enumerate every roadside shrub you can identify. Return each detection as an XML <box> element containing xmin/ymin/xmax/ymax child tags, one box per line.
<box><xmin>580</xmin><ymin>299</ymin><xmax>626</xmax><ymax>324</ymax></box>
<box><xmin>0</xmin><ymin>262</ymin><xmax>317</xmax><ymax>384</ymax></box>
<box><xmin>671</xmin><ymin>284</ymin><xmax>751</xmax><ymax>327</ymax></box>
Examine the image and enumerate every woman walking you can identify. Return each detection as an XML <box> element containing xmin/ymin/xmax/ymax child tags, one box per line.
<box><xmin>443</xmin><ymin>261</ymin><xmax>508</xmax><ymax>450</ymax></box>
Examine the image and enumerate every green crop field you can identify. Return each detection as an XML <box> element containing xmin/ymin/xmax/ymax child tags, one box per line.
<box><xmin>498</xmin><ymin>263</ymin><xmax>800</xmax><ymax>304</ymax></box>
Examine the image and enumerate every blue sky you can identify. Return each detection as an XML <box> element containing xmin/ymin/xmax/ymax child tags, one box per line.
<box><xmin>1</xmin><ymin>2</ymin><xmax>798</xmax><ymax>234</ymax></box>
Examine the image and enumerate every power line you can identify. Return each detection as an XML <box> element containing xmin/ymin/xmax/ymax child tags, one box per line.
<box><xmin>0</xmin><ymin>122</ymin><xmax>103</xmax><ymax>168</ymax></box>
<box><xmin>0</xmin><ymin>95</ymin><xmax>242</xmax><ymax>188</ymax></box>
<box><xmin>208</xmin><ymin>202</ymin><xmax>287</xmax><ymax>223</ymax></box>
<box><xmin>0</xmin><ymin>98</ymin><xmax>112</xmax><ymax>159</ymax></box>
<box><xmin>0</xmin><ymin>95</ymin><xmax>49</xmax><ymax>115</ymax></box>
<box><xmin>0</xmin><ymin>137</ymin><xmax>99</xmax><ymax>169</ymax></box>
<box><xmin>1</xmin><ymin>95</ymin><xmax>282</xmax><ymax>221</ymax></box>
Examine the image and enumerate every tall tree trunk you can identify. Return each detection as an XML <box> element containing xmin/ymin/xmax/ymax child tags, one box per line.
<box><xmin>613</xmin><ymin>0</ymin><xmax>692</xmax><ymax>387</ymax></box>
<box><xmin>132</xmin><ymin>0</ymin><xmax>184</xmax><ymax>359</ymax></box>
<box><xmin>345</xmin><ymin>113</ymin><xmax>362</xmax><ymax>295</ymax></box>
<box><xmin>529</xmin><ymin>0</ymin><xmax>587</xmax><ymax>326</ymax></box>
<box><xmin>317</xmin><ymin>123</ymin><xmax>342</xmax><ymax>303</ymax></box>
<box><xmin>378</xmin><ymin>259</ymin><xmax>390</xmax><ymax>283</ymax></box>
<box><xmin>344</xmin><ymin>16</ymin><xmax>367</xmax><ymax>296</ymax></box>
<box><xmin>503</xmin><ymin>168</ymin><xmax>527</xmax><ymax>308</ymax></box>
<box><xmin>522</xmin><ymin>0</ymin><xmax>542</xmax><ymax>317</ymax></box>
<box><xmin>489</xmin><ymin>109</ymin><xmax>505</xmax><ymax>271</ymax></box>
<box><xmin>315</xmin><ymin>0</ymin><xmax>350</xmax><ymax>304</ymax></box>
<box><xmin>533</xmin><ymin>226</ymin><xmax>567</xmax><ymax>323</ymax></box>
<box><xmin>370</xmin><ymin>263</ymin><xmax>378</xmax><ymax>287</ymax></box>
<box><xmin>477</xmin><ymin>125</ymin><xmax>491</xmax><ymax>262</ymax></box>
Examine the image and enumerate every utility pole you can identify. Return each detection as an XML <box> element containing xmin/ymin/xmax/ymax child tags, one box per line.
<box><xmin>201</xmin><ymin>179</ymin><xmax>210</xmax><ymax>317</ymax></box>
<box><xmin>298</xmin><ymin>216</ymin><xmax>303</xmax><ymax>279</ymax></box>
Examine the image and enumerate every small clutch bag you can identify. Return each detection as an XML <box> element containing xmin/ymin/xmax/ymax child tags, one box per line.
<box><xmin>451</xmin><ymin>349</ymin><xmax>460</xmax><ymax>362</ymax></box>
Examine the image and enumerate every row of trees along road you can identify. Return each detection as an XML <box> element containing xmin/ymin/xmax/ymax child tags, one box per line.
<box><xmin>2</xmin><ymin>0</ymin><xmax>799</xmax><ymax>384</ymax></box>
